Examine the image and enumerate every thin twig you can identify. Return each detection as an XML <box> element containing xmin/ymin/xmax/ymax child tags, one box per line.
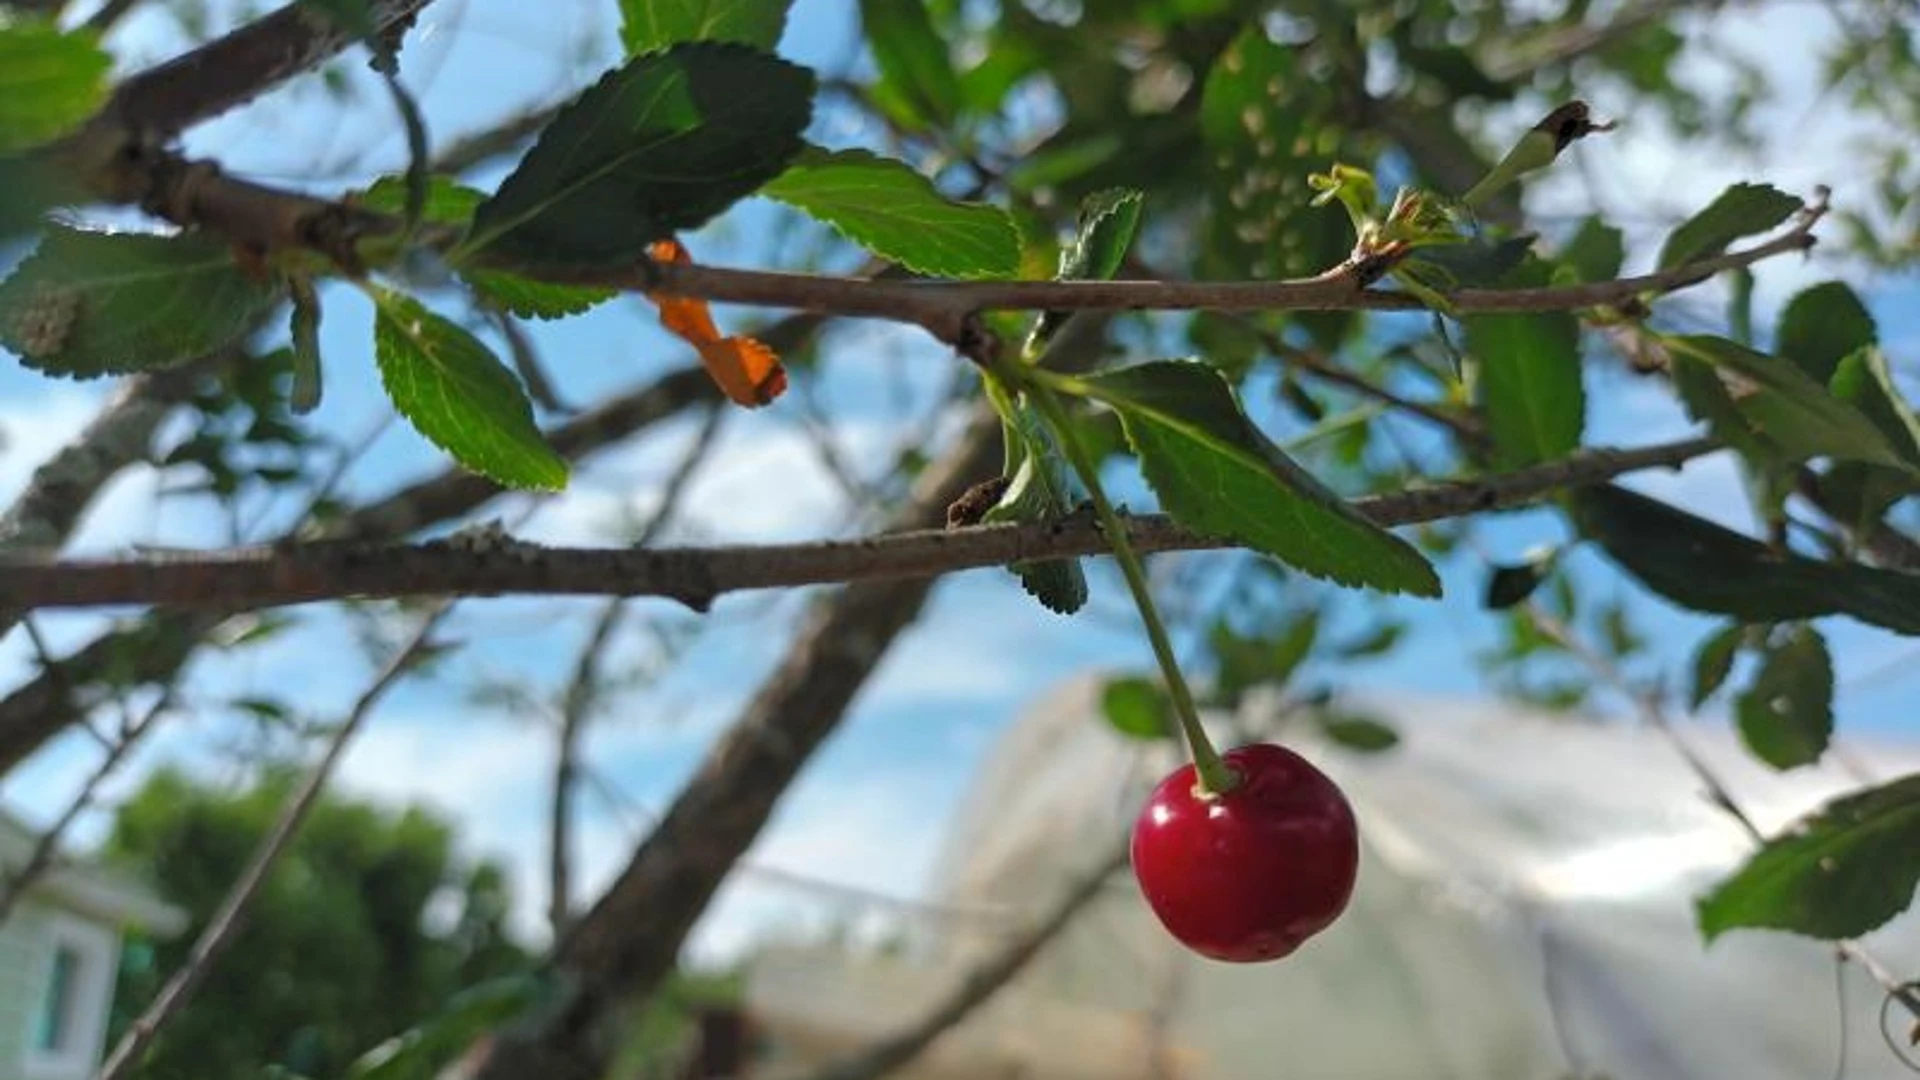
<box><xmin>547</xmin><ymin>407</ymin><xmax>723</xmax><ymax>935</ymax></box>
<box><xmin>0</xmin><ymin>436</ymin><xmax>1720</xmax><ymax>614</ymax></box>
<box><xmin>0</xmin><ymin>689</ymin><xmax>173</xmax><ymax>927</ymax></box>
<box><xmin>1522</xmin><ymin>603</ymin><xmax>1920</xmax><ymax>1023</ymax></box>
<box><xmin>800</xmin><ymin>846</ymin><xmax>1132</xmax><ymax>1080</ymax></box>
<box><xmin>93</xmin><ymin>601</ymin><xmax>454</xmax><ymax>1080</ymax></box>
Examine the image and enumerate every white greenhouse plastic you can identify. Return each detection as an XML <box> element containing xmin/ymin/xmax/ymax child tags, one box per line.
<box><xmin>744</xmin><ymin>676</ymin><xmax>1920</xmax><ymax>1079</ymax></box>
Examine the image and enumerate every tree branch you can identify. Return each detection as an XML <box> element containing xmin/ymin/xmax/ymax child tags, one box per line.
<box><xmin>0</xmin><ymin>366</ymin><xmax>203</xmax><ymax>639</ymax></box>
<box><xmin>0</xmin><ymin>348</ymin><xmax>775</xmax><ymax>779</ymax></box>
<box><xmin>95</xmin><ymin>601</ymin><xmax>453</xmax><ymax>1080</ymax></box>
<box><xmin>0</xmin><ymin>437</ymin><xmax>1720</xmax><ymax>614</ymax></box>
<box><xmin>548</xmin><ymin>406</ymin><xmax>722</xmax><ymax>937</ymax></box>
<box><xmin>467</xmin><ymin>401</ymin><xmax>1013</xmax><ymax>1080</ymax></box>
<box><xmin>83</xmin><ymin>0</ymin><xmax>437</xmax><ymax>143</ymax></box>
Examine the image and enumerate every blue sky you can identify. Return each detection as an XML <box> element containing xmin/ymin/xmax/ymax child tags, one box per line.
<box><xmin>3</xmin><ymin>0</ymin><xmax>1919</xmax><ymax>958</ymax></box>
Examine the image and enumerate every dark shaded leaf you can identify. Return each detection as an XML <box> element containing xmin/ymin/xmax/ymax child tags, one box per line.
<box><xmin>466</xmin><ymin>44</ymin><xmax>812</xmax><ymax>268</ymax></box>
<box><xmin>1658</xmin><ymin>183</ymin><xmax>1801</xmax><ymax>270</ymax></box>
<box><xmin>858</xmin><ymin>0</ymin><xmax>960</xmax><ymax>129</ymax></box>
<box><xmin>1484</xmin><ymin>561</ymin><xmax>1547</xmax><ymax>610</ymax></box>
<box><xmin>1775</xmin><ymin>281</ymin><xmax>1875</xmax><ymax>384</ymax></box>
<box><xmin>1468</xmin><ymin>311</ymin><xmax>1584</xmax><ymax>466</ymax></box>
<box><xmin>0</xmin><ymin>19</ymin><xmax>111</xmax><ymax>153</ymax></box>
<box><xmin>1558</xmin><ymin>216</ymin><xmax>1624</xmax><ymax>283</ymax></box>
<box><xmin>1084</xmin><ymin>361</ymin><xmax>1440</xmax><ymax>596</ymax></box>
<box><xmin>1698</xmin><ymin>773</ymin><xmax>1920</xmax><ymax>941</ymax></box>
<box><xmin>0</xmin><ymin>227</ymin><xmax>284</xmax><ymax>377</ymax></box>
<box><xmin>1571</xmin><ymin>484</ymin><xmax>1920</xmax><ymax>635</ymax></box>
<box><xmin>1689</xmin><ymin>622</ymin><xmax>1748</xmax><ymax>710</ymax></box>
<box><xmin>1734</xmin><ymin>625</ymin><xmax>1832</xmax><ymax>770</ymax></box>
<box><xmin>1100</xmin><ymin>676</ymin><xmax>1171</xmax><ymax>741</ymax></box>
<box><xmin>1415</xmin><ymin>235</ymin><xmax>1535</xmax><ymax>287</ymax></box>
<box><xmin>371</xmin><ymin>290</ymin><xmax>568</xmax><ymax>490</ymax></box>
<box><xmin>620</xmin><ymin>0</ymin><xmax>791</xmax><ymax>55</ymax></box>
<box><xmin>760</xmin><ymin>148</ymin><xmax>1019</xmax><ymax>279</ymax></box>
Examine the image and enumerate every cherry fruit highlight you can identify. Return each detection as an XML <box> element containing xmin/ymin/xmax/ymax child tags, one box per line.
<box><xmin>1130</xmin><ymin>742</ymin><xmax>1359</xmax><ymax>962</ymax></box>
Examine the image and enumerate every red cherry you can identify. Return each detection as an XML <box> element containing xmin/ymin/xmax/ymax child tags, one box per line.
<box><xmin>1129</xmin><ymin>742</ymin><xmax>1358</xmax><ymax>962</ymax></box>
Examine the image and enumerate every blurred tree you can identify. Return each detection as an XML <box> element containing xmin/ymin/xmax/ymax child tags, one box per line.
<box><xmin>103</xmin><ymin>767</ymin><xmax>530</xmax><ymax>1080</ymax></box>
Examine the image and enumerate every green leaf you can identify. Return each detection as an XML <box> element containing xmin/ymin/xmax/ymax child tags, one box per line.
<box><xmin>1412</xmin><ymin>236</ymin><xmax>1536</xmax><ymax>288</ymax></box>
<box><xmin>371</xmin><ymin>290</ymin><xmax>568</xmax><ymax>491</ymax></box>
<box><xmin>1209</xmin><ymin>610</ymin><xmax>1319</xmax><ymax>707</ymax></box>
<box><xmin>1468</xmin><ymin>311</ymin><xmax>1584</xmax><ymax>466</ymax></box>
<box><xmin>347</xmin><ymin>974</ymin><xmax>548</xmax><ymax>1080</ymax></box>
<box><xmin>465</xmin><ymin>43</ymin><xmax>813</xmax><ymax>268</ymax></box>
<box><xmin>1083</xmin><ymin>361</ymin><xmax>1440</xmax><ymax>597</ymax></box>
<box><xmin>1657</xmin><ymin>183</ymin><xmax>1801</xmax><ymax>270</ymax></box>
<box><xmin>1028</xmin><ymin>187</ymin><xmax>1144</xmax><ymax>351</ymax></box>
<box><xmin>760</xmin><ymin>148</ymin><xmax>1019</xmax><ymax>279</ymax></box>
<box><xmin>1689</xmin><ymin>622</ymin><xmax>1748</xmax><ymax>710</ymax></box>
<box><xmin>464</xmin><ymin>270</ymin><xmax>614</xmax><ymax>321</ymax></box>
<box><xmin>1335</xmin><ymin>620</ymin><xmax>1404</xmax><ymax>659</ymax></box>
<box><xmin>858</xmin><ymin>0</ymin><xmax>960</xmax><ymax>129</ymax></box>
<box><xmin>1571</xmin><ymin>484</ymin><xmax>1920</xmax><ymax>636</ymax></box>
<box><xmin>1734</xmin><ymin>625</ymin><xmax>1832</xmax><ymax>770</ymax></box>
<box><xmin>1318</xmin><ymin>712</ymin><xmax>1400</xmax><ymax>753</ymax></box>
<box><xmin>1697</xmin><ymin>773</ymin><xmax>1920</xmax><ymax>942</ymax></box>
<box><xmin>1830</xmin><ymin>347</ymin><xmax>1920</xmax><ymax>464</ymax></box>
<box><xmin>288</xmin><ymin>279</ymin><xmax>323</xmax><ymax>414</ymax></box>
<box><xmin>1775</xmin><ymin>281</ymin><xmax>1875</xmax><ymax>384</ymax></box>
<box><xmin>1558</xmin><ymin>216</ymin><xmax>1624</xmax><ymax>283</ymax></box>
<box><xmin>359</xmin><ymin>176</ymin><xmax>618</xmax><ymax>318</ymax></box>
<box><xmin>1667</xmin><ymin>335</ymin><xmax>1912</xmax><ymax>471</ymax></box>
<box><xmin>0</xmin><ymin>19</ymin><xmax>112</xmax><ymax>153</ymax></box>
<box><xmin>620</xmin><ymin>0</ymin><xmax>791</xmax><ymax>55</ymax></box>
<box><xmin>0</xmin><ymin>227</ymin><xmax>284</xmax><ymax>377</ymax></box>
<box><xmin>982</xmin><ymin>424</ymin><xmax>1087</xmax><ymax>615</ymax></box>
<box><xmin>358</xmin><ymin>173</ymin><xmax>484</xmax><ymax>225</ymax></box>
<box><xmin>1100</xmin><ymin>676</ymin><xmax>1171</xmax><ymax>741</ymax></box>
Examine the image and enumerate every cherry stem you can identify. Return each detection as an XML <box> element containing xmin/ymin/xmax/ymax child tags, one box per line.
<box><xmin>1023</xmin><ymin>376</ymin><xmax>1237</xmax><ymax>797</ymax></box>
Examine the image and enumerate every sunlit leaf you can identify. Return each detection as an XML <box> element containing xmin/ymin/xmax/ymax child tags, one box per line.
<box><xmin>620</xmin><ymin>0</ymin><xmax>791</xmax><ymax>54</ymax></box>
<box><xmin>760</xmin><ymin>148</ymin><xmax>1019</xmax><ymax>279</ymax></box>
<box><xmin>371</xmin><ymin>290</ymin><xmax>568</xmax><ymax>490</ymax></box>
<box><xmin>0</xmin><ymin>18</ymin><xmax>111</xmax><ymax>153</ymax></box>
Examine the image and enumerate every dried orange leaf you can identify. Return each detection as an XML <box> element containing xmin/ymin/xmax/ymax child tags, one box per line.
<box><xmin>647</xmin><ymin>238</ymin><xmax>786</xmax><ymax>408</ymax></box>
